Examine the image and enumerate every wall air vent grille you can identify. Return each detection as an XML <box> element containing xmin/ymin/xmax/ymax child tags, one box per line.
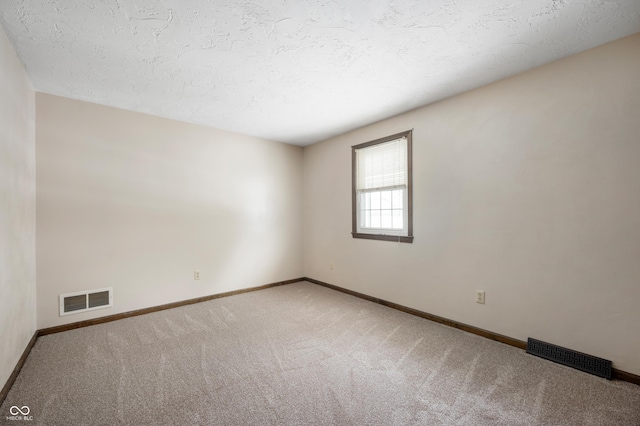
<box><xmin>526</xmin><ymin>338</ymin><xmax>612</xmax><ymax>380</ymax></box>
<box><xmin>59</xmin><ymin>287</ymin><xmax>113</xmax><ymax>316</ymax></box>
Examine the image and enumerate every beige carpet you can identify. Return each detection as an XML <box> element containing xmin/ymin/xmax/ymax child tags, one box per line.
<box><xmin>2</xmin><ymin>281</ymin><xmax>639</xmax><ymax>425</ymax></box>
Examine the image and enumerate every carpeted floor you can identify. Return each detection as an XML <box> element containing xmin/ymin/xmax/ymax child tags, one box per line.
<box><xmin>2</xmin><ymin>281</ymin><xmax>639</xmax><ymax>425</ymax></box>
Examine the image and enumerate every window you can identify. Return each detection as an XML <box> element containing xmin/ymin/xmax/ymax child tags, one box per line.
<box><xmin>352</xmin><ymin>130</ymin><xmax>413</xmax><ymax>243</ymax></box>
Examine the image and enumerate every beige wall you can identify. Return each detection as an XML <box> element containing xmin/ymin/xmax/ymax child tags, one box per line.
<box><xmin>303</xmin><ymin>34</ymin><xmax>640</xmax><ymax>375</ymax></box>
<box><xmin>0</xmin><ymin>28</ymin><xmax>36</xmax><ymax>387</ymax></box>
<box><xmin>36</xmin><ymin>94</ymin><xmax>303</xmax><ymax>328</ymax></box>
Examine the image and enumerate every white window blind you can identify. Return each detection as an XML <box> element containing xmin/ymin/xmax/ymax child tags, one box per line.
<box><xmin>356</xmin><ymin>137</ymin><xmax>407</xmax><ymax>191</ymax></box>
<box><xmin>352</xmin><ymin>129</ymin><xmax>413</xmax><ymax>242</ymax></box>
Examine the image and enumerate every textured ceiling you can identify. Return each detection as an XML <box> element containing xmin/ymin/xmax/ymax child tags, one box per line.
<box><xmin>1</xmin><ymin>1</ymin><xmax>639</xmax><ymax>145</ymax></box>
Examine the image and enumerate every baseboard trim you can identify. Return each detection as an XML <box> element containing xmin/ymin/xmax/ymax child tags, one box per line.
<box><xmin>612</xmin><ymin>368</ymin><xmax>640</xmax><ymax>386</ymax></box>
<box><xmin>303</xmin><ymin>277</ymin><xmax>640</xmax><ymax>387</ymax></box>
<box><xmin>0</xmin><ymin>331</ymin><xmax>39</xmax><ymax>407</ymax></box>
<box><xmin>39</xmin><ymin>277</ymin><xmax>305</xmax><ymax>336</ymax></box>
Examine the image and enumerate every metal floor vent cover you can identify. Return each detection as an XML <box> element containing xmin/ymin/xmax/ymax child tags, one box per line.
<box><xmin>526</xmin><ymin>338</ymin><xmax>612</xmax><ymax>380</ymax></box>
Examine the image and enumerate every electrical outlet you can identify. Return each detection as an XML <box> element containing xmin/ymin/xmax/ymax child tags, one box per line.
<box><xmin>476</xmin><ymin>290</ymin><xmax>485</xmax><ymax>304</ymax></box>
<box><xmin>330</xmin><ymin>261</ymin><xmax>334</xmax><ymax>270</ymax></box>
<box><xmin>194</xmin><ymin>270</ymin><xmax>200</xmax><ymax>280</ymax></box>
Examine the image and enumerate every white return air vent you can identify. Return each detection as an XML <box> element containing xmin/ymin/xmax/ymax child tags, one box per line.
<box><xmin>59</xmin><ymin>287</ymin><xmax>113</xmax><ymax>316</ymax></box>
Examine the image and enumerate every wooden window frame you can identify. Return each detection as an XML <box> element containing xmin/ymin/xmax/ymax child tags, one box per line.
<box><xmin>351</xmin><ymin>130</ymin><xmax>414</xmax><ymax>243</ymax></box>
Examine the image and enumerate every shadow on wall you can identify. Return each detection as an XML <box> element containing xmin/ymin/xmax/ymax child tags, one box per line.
<box><xmin>36</xmin><ymin>133</ymin><xmax>245</xmax><ymax>326</ymax></box>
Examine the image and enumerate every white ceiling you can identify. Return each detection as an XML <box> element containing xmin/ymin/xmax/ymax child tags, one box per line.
<box><xmin>1</xmin><ymin>1</ymin><xmax>639</xmax><ymax>146</ymax></box>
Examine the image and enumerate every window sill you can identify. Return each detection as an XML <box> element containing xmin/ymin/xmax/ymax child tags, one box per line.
<box><xmin>351</xmin><ymin>232</ymin><xmax>414</xmax><ymax>243</ymax></box>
